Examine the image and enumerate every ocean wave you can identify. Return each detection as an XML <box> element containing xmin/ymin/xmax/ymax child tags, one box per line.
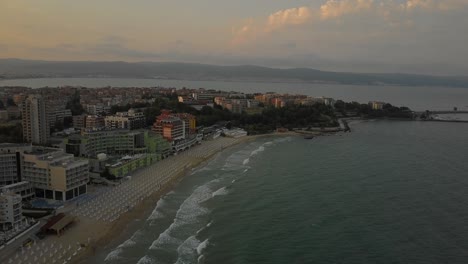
<box><xmin>136</xmin><ymin>255</ymin><xmax>156</xmax><ymax>264</ymax></box>
<box><xmin>175</xmin><ymin>235</ymin><xmax>201</xmax><ymax>264</ymax></box>
<box><xmin>105</xmin><ymin>230</ymin><xmax>143</xmax><ymax>261</ymax></box>
<box><xmin>104</xmin><ymin>247</ymin><xmax>123</xmax><ymax>262</ymax></box>
<box><xmin>274</xmin><ymin>137</ymin><xmax>292</xmax><ymax>143</ymax></box>
<box><xmin>149</xmin><ymin>184</ymin><xmax>212</xmax><ymax>250</ymax></box>
<box><xmin>147</xmin><ymin>197</ymin><xmax>167</xmax><ymax>221</ymax></box>
<box><xmin>212</xmin><ymin>187</ymin><xmax>229</xmax><ymax>197</ymax></box>
<box><xmin>243</xmin><ymin>158</ymin><xmax>250</xmax><ymax>165</ymax></box>
<box><xmin>250</xmin><ymin>146</ymin><xmax>265</xmax><ymax>156</ymax></box>
<box><xmin>149</xmin><ymin>229</ymin><xmax>181</xmax><ymax>249</ymax></box>
<box><xmin>197</xmin><ymin>239</ymin><xmax>209</xmax><ymax>255</ymax></box>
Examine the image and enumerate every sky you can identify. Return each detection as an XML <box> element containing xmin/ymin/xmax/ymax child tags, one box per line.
<box><xmin>1</xmin><ymin>0</ymin><xmax>468</xmax><ymax>75</ymax></box>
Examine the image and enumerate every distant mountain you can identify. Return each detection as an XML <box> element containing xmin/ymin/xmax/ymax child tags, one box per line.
<box><xmin>1</xmin><ymin>59</ymin><xmax>467</xmax><ymax>88</ymax></box>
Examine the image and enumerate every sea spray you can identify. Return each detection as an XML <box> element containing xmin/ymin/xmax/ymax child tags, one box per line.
<box><xmin>104</xmin><ymin>230</ymin><xmax>143</xmax><ymax>261</ymax></box>
<box><xmin>212</xmin><ymin>187</ymin><xmax>229</xmax><ymax>197</ymax></box>
<box><xmin>251</xmin><ymin>146</ymin><xmax>265</xmax><ymax>156</ymax></box>
<box><xmin>197</xmin><ymin>239</ymin><xmax>209</xmax><ymax>255</ymax></box>
<box><xmin>147</xmin><ymin>197</ymin><xmax>168</xmax><ymax>221</ymax></box>
<box><xmin>136</xmin><ymin>255</ymin><xmax>155</xmax><ymax>264</ymax></box>
<box><xmin>175</xmin><ymin>235</ymin><xmax>201</xmax><ymax>264</ymax></box>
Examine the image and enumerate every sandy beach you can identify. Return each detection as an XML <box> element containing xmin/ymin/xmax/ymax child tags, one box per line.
<box><xmin>56</xmin><ymin>136</ymin><xmax>262</xmax><ymax>264</ymax></box>
<box><xmin>2</xmin><ymin>133</ymin><xmax>304</xmax><ymax>264</ymax></box>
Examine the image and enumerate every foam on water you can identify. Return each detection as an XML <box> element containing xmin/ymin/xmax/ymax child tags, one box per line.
<box><xmin>104</xmin><ymin>248</ymin><xmax>123</xmax><ymax>262</ymax></box>
<box><xmin>136</xmin><ymin>255</ymin><xmax>156</xmax><ymax>264</ymax></box>
<box><xmin>274</xmin><ymin>137</ymin><xmax>292</xmax><ymax>143</ymax></box>
<box><xmin>175</xmin><ymin>235</ymin><xmax>201</xmax><ymax>264</ymax></box>
<box><xmin>212</xmin><ymin>187</ymin><xmax>229</xmax><ymax>197</ymax></box>
<box><xmin>105</xmin><ymin>230</ymin><xmax>143</xmax><ymax>261</ymax></box>
<box><xmin>197</xmin><ymin>239</ymin><xmax>209</xmax><ymax>255</ymax></box>
<box><xmin>149</xmin><ymin>183</ymin><xmax>213</xmax><ymax>250</ymax></box>
<box><xmin>251</xmin><ymin>146</ymin><xmax>265</xmax><ymax>156</ymax></box>
<box><xmin>147</xmin><ymin>197</ymin><xmax>167</xmax><ymax>221</ymax></box>
<box><xmin>243</xmin><ymin>158</ymin><xmax>250</xmax><ymax>165</ymax></box>
<box><xmin>151</xmin><ymin>231</ymin><xmax>180</xmax><ymax>249</ymax></box>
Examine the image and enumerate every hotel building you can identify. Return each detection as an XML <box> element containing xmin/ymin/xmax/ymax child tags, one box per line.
<box><xmin>152</xmin><ymin>110</ymin><xmax>186</xmax><ymax>142</ymax></box>
<box><xmin>22</xmin><ymin>147</ymin><xmax>89</xmax><ymax>201</ymax></box>
<box><xmin>0</xmin><ymin>192</ymin><xmax>23</xmax><ymax>230</ymax></box>
<box><xmin>22</xmin><ymin>95</ymin><xmax>50</xmax><ymax>145</ymax></box>
<box><xmin>0</xmin><ymin>143</ymin><xmax>32</xmax><ymax>186</ymax></box>
<box><xmin>104</xmin><ymin>109</ymin><xmax>146</xmax><ymax>130</ymax></box>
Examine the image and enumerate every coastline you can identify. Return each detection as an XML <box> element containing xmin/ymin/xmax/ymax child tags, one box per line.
<box><xmin>0</xmin><ymin>131</ymin><xmax>313</xmax><ymax>264</ymax></box>
<box><xmin>70</xmin><ymin>134</ymin><xmax>275</xmax><ymax>263</ymax></box>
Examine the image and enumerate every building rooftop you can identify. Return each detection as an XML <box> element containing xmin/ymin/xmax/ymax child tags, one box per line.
<box><xmin>27</xmin><ymin>147</ymin><xmax>61</xmax><ymax>156</ymax></box>
<box><xmin>0</xmin><ymin>143</ymin><xmax>31</xmax><ymax>148</ymax></box>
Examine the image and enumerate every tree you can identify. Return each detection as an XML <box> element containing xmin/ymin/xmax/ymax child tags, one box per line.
<box><xmin>66</xmin><ymin>91</ymin><xmax>85</xmax><ymax>115</ymax></box>
<box><xmin>6</xmin><ymin>98</ymin><xmax>16</xmax><ymax>107</ymax></box>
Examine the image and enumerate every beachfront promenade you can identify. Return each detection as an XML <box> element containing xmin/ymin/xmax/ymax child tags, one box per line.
<box><xmin>2</xmin><ymin>136</ymin><xmax>243</xmax><ymax>264</ymax></box>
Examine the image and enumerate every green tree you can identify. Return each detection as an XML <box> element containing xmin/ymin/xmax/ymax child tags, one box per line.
<box><xmin>66</xmin><ymin>91</ymin><xmax>85</xmax><ymax>115</ymax></box>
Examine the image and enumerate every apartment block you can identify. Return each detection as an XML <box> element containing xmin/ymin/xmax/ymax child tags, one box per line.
<box><xmin>0</xmin><ymin>192</ymin><xmax>23</xmax><ymax>229</ymax></box>
<box><xmin>22</xmin><ymin>147</ymin><xmax>89</xmax><ymax>201</ymax></box>
<box><xmin>0</xmin><ymin>143</ymin><xmax>32</xmax><ymax>187</ymax></box>
<box><xmin>48</xmin><ymin>109</ymin><xmax>72</xmax><ymax>128</ymax></box>
<box><xmin>0</xmin><ymin>181</ymin><xmax>35</xmax><ymax>201</ymax></box>
<box><xmin>152</xmin><ymin>110</ymin><xmax>185</xmax><ymax>142</ymax></box>
<box><xmin>65</xmin><ymin>130</ymin><xmax>147</xmax><ymax>158</ymax></box>
<box><xmin>22</xmin><ymin>95</ymin><xmax>50</xmax><ymax>145</ymax></box>
<box><xmin>104</xmin><ymin>109</ymin><xmax>146</xmax><ymax>130</ymax></box>
<box><xmin>85</xmin><ymin>115</ymin><xmax>105</xmax><ymax>130</ymax></box>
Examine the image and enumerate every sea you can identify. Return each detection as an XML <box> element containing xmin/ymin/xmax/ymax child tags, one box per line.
<box><xmin>1</xmin><ymin>78</ymin><xmax>468</xmax><ymax>111</ymax></box>
<box><xmin>2</xmin><ymin>78</ymin><xmax>468</xmax><ymax>263</ymax></box>
<box><xmin>81</xmin><ymin>120</ymin><xmax>468</xmax><ymax>264</ymax></box>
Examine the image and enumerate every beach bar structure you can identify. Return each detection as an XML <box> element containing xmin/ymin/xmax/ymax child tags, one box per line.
<box><xmin>41</xmin><ymin>213</ymin><xmax>76</xmax><ymax>236</ymax></box>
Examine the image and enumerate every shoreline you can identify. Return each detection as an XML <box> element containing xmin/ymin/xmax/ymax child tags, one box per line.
<box><xmin>1</xmin><ymin>133</ymin><xmax>302</xmax><ymax>264</ymax></box>
<box><xmin>71</xmin><ymin>135</ymin><xmax>271</xmax><ymax>263</ymax></box>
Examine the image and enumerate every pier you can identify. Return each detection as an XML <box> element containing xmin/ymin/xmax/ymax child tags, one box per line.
<box><xmin>415</xmin><ymin>110</ymin><xmax>468</xmax><ymax>123</ymax></box>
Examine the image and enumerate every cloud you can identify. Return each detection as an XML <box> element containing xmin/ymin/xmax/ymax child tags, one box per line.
<box><xmin>319</xmin><ymin>0</ymin><xmax>374</xmax><ymax>20</ymax></box>
<box><xmin>266</xmin><ymin>7</ymin><xmax>312</xmax><ymax>32</ymax></box>
<box><xmin>231</xmin><ymin>19</ymin><xmax>257</xmax><ymax>46</ymax></box>
<box><xmin>230</xmin><ymin>0</ymin><xmax>468</xmax><ymax>45</ymax></box>
<box><xmin>400</xmin><ymin>0</ymin><xmax>468</xmax><ymax>11</ymax></box>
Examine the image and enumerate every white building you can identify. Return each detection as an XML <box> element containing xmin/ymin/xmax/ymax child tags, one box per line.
<box><xmin>104</xmin><ymin>109</ymin><xmax>146</xmax><ymax>130</ymax></box>
<box><xmin>22</xmin><ymin>95</ymin><xmax>50</xmax><ymax>145</ymax></box>
<box><xmin>0</xmin><ymin>143</ymin><xmax>32</xmax><ymax>187</ymax></box>
<box><xmin>0</xmin><ymin>192</ymin><xmax>23</xmax><ymax>230</ymax></box>
<box><xmin>0</xmin><ymin>181</ymin><xmax>35</xmax><ymax>201</ymax></box>
<box><xmin>22</xmin><ymin>147</ymin><xmax>89</xmax><ymax>201</ymax></box>
<box><xmin>86</xmin><ymin>104</ymin><xmax>111</xmax><ymax>115</ymax></box>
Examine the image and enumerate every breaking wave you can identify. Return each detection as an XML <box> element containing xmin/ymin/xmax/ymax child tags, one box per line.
<box><xmin>149</xmin><ymin>183</ymin><xmax>212</xmax><ymax>250</ymax></box>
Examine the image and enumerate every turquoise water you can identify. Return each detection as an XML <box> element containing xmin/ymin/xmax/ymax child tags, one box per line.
<box><xmin>91</xmin><ymin>120</ymin><xmax>468</xmax><ymax>264</ymax></box>
<box><xmin>2</xmin><ymin>78</ymin><xmax>468</xmax><ymax>111</ymax></box>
